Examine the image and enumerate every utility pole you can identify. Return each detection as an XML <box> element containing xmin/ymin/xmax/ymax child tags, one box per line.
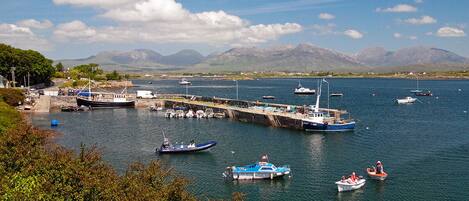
<box><xmin>11</xmin><ymin>67</ymin><xmax>16</xmax><ymax>88</ymax></box>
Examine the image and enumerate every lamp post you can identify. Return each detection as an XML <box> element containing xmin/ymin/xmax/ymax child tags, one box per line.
<box><xmin>234</xmin><ymin>80</ymin><xmax>239</xmax><ymax>100</ymax></box>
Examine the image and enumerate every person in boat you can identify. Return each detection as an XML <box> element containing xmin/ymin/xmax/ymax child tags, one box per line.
<box><xmin>350</xmin><ymin>172</ymin><xmax>357</xmax><ymax>182</ymax></box>
<box><xmin>376</xmin><ymin>161</ymin><xmax>384</xmax><ymax>174</ymax></box>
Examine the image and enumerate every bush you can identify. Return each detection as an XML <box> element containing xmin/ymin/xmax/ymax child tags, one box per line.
<box><xmin>0</xmin><ymin>99</ymin><xmax>197</xmax><ymax>200</ymax></box>
<box><xmin>0</xmin><ymin>88</ymin><xmax>24</xmax><ymax>106</ymax></box>
<box><xmin>0</xmin><ymin>101</ymin><xmax>21</xmax><ymax>133</ymax></box>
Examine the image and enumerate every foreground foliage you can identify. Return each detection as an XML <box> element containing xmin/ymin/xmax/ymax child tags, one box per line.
<box><xmin>0</xmin><ymin>102</ymin><xmax>197</xmax><ymax>200</ymax></box>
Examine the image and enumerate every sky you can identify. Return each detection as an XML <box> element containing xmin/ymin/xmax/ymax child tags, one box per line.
<box><xmin>0</xmin><ymin>0</ymin><xmax>468</xmax><ymax>59</ymax></box>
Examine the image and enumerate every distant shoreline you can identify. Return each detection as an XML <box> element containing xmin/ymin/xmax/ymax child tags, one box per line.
<box><xmin>129</xmin><ymin>71</ymin><xmax>469</xmax><ymax>81</ymax></box>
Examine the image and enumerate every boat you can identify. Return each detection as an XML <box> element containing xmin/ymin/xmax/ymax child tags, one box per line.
<box><xmin>262</xmin><ymin>96</ymin><xmax>276</xmax><ymax>99</ymax></box>
<box><xmin>223</xmin><ymin>155</ymin><xmax>290</xmax><ymax>180</ymax></box>
<box><xmin>214</xmin><ymin>112</ymin><xmax>226</xmax><ymax>119</ymax></box>
<box><xmin>150</xmin><ymin>105</ymin><xmax>163</xmax><ymax>111</ymax></box>
<box><xmin>302</xmin><ymin>79</ymin><xmax>356</xmax><ymax>132</ymax></box>
<box><xmin>366</xmin><ymin>167</ymin><xmax>388</xmax><ymax>181</ymax></box>
<box><xmin>335</xmin><ymin>176</ymin><xmax>366</xmax><ymax>192</ymax></box>
<box><xmin>76</xmin><ymin>79</ymin><xmax>134</xmax><ymax>108</ymax></box>
<box><xmin>165</xmin><ymin>109</ymin><xmax>176</xmax><ymax>118</ymax></box>
<box><xmin>205</xmin><ymin>108</ymin><xmax>214</xmax><ymax>118</ymax></box>
<box><xmin>294</xmin><ymin>81</ymin><xmax>315</xmax><ymax>95</ymax></box>
<box><xmin>186</xmin><ymin>110</ymin><xmax>194</xmax><ymax>118</ymax></box>
<box><xmin>179</xmin><ymin>78</ymin><xmax>191</xmax><ymax>85</ymax></box>
<box><xmin>196</xmin><ymin>110</ymin><xmax>206</xmax><ymax>118</ymax></box>
<box><xmin>410</xmin><ymin>76</ymin><xmax>423</xmax><ymax>93</ymax></box>
<box><xmin>396</xmin><ymin>96</ymin><xmax>417</xmax><ymax>104</ymax></box>
<box><xmin>415</xmin><ymin>91</ymin><xmax>432</xmax><ymax>96</ymax></box>
<box><xmin>175</xmin><ymin>110</ymin><xmax>185</xmax><ymax>118</ymax></box>
<box><xmin>173</xmin><ymin>106</ymin><xmax>187</xmax><ymax>110</ymax></box>
<box><xmin>61</xmin><ymin>105</ymin><xmax>88</xmax><ymax>112</ymax></box>
<box><xmin>330</xmin><ymin>93</ymin><xmax>343</xmax><ymax>97</ymax></box>
<box><xmin>156</xmin><ymin>131</ymin><xmax>216</xmax><ymax>154</ymax></box>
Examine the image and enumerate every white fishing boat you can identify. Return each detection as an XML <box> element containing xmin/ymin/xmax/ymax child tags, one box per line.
<box><xmin>205</xmin><ymin>108</ymin><xmax>214</xmax><ymax>118</ymax></box>
<box><xmin>335</xmin><ymin>178</ymin><xmax>366</xmax><ymax>192</ymax></box>
<box><xmin>294</xmin><ymin>81</ymin><xmax>315</xmax><ymax>95</ymax></box>
<box><xmin>179</xmin><ymin>78</ymin><xmax>191</xmax><ymax>85</ymax></box>
<box><xmin>396</xmin><ymin>96</ymin><xmax>417</xmax><ymax>104</ymax></box>
<box><xmin>185</xmin><ymin>110</ymin><xmax>194</xmax><ymax>118</ymax></box>
<box><xmin>175</xmin><ymin>110</ymin><xmax>185</xmax><ymax>118</ymax></box>
<box><xmin>196</xmin><ymin>110</ymin><xmax>205</xmax><ymax>118</ymax></box>
<box><xmin>165</xmin><ymin>109</ymin><xmax>176</xmax><ymax>118</ymax></box>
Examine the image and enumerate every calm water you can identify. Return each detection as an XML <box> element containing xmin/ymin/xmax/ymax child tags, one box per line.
<box><xmin>32</xmin><ymin>78</ymin><xmax>469</xmax><ymax>200</ymax></box>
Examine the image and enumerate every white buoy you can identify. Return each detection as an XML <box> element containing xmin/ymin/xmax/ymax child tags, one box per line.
<box><xmin>366</xmin><ymin>127</ymin><xmax>370</xmax><ymax>130</ymax></box>
<box><xmin>464</xmin><ymin>111</ymin><xmax>467</xmax><ymax>113</ymax></box>
<box><xmin>458</xmin><ymin>89</ymin><xmax>462</xmax><ymax>92</ymax></box>
<box><xmin>231</xmin><ymin>151</ymin><xmax>235</xmax><ymax>154</ymax></box>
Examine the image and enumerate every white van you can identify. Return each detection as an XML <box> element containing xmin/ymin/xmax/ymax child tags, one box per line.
<box><xmin>136</xmin><ymin>90</ymin><xmax>156</xmax><ymax>99</ymax></box>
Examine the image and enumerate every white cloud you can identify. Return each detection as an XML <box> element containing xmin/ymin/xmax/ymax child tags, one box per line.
<box><xmin>343</xmin><ymin>29</ymin><xmax>363</xmax><ymax>39</ymax></box>
<box><xmin>415</xmin><ymin>0</ymin><xmax>424</xmax><ymax>4</ymax></box>
<box><xmin>53</xmin><ymin>20</ymin><xmax>99</xmax><ymax>42</ymax></box>
<box><xmin>0</xmin><ymin>23</ymin><xmax>52</xmax><ymax>51</ymax></box>
<box><xmin>436</xmin><ymin>27</ymin><xmax>466</xmax><ymax>37</ymax></box>
<box><xmin>409</xmin><ymin>35</ymin><xmax>417</xmax><ymax>40</ymax></box>
<box><xmin>376</xmin><ymin>4</ymin><xmax>417</xmax><ymax>13</ymax></box>
<box><xmin>393</xmin><ymin>33</ymin><xmax>402</xmax><ymax>38</ymax></box>
<box><xmin>53</xmin><ymin>0</ymin><xmax>302</xmax><ymax>46</ymax></box>
<box><xmin>318</xmin><ymin>13</ymin><xmax>335</xmax><ymax>20</ymax></box>
<box><xmin>404</xmin><ymin>15</ymin><xmax>436</xmax><ymax>25</ymax></box>
<box><xmin>17</xmin><ymin>19</ymin><xmax>53</xmax><ymax>29</ymax></box>
<box><xmin>52</xmin><ymin>0</ymin><xmax>134</xmax><ymax>8</ymax></box>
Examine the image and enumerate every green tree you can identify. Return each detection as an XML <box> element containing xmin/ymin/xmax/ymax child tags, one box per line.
<box><xmin>105</xmin><ymin>70</ymin><xmax>122</xmax><ymax>80</ymax></box>
<box><xmin>0</xmin><ymin>43</ymin><xmax>55</xmax><ymax>86</ymax></box>
<box><xmin>55</xmin><ymin>62</ymin><xmax>64</xmax><ymax>72</ymax></box>
<box><xmin>72</xmin><ymin>63</ymin><xmax>103</xmax><ymax>80</ymax></box>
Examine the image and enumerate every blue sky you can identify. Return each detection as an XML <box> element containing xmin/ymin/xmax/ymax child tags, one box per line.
<box><xmin>0</xmin><ymin>0</ymin><xmax>467</xmax><ymax>59</ymax></box>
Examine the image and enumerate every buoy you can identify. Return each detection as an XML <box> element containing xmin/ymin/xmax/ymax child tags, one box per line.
<box><xmin>464</xmin><ymin>111</ymin><xmax>467</xmax><ymax>113</ymax></box>
<box><xmin>51</xmin><ymin>119</ymin><xmax>59</xmax><ymax>127</ymax></box>
<box><xmin>231</xmin><ymin>151</ymin><xmax>235</xmax><ymax>154</ymax></box>
<box><xmin>366</xmin><ymin>127</ymin><xmax>370</xmax><ymax>130</ymax></box>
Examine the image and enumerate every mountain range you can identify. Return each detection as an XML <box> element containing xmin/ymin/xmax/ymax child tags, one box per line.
<box><xmin>57</xmin><ymin>44</ymin><xmax>469</xmax><ymax>72</ymax></box>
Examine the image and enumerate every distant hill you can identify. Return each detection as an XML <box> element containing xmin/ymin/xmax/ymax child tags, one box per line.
<box><xmin>56</xmin><ymin>45</ymin><xmax>469</xmax><ymax>72</ymax></box>
<box><xmin>356</xmin><ymin>46</ymin><xmax>469</xmax><ymax>69</ymax></box>
<box><xmin>194</xmin><ymin>43</ymin><xmax>369</xmax><ymax>72</ymax></box>
<box><xmin>57</xmin><ymin>49</ymin><xmax>204</xmax><ymax>71</ymax></box>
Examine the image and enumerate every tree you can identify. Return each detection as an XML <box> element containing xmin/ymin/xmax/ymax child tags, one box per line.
<box><xmin>105</xmin><ymin>70</ymin><xmax>122</xmax><ymax>80</ymax></box>
<box><xmin>0</xmin><ymin>43</ymin><xmax>55</xmax><ymax>86</ymax></box>
<box><xmin>55</xmin><ymin>62</ymin><xmax>64</xmax><ymax>72</ymax></box>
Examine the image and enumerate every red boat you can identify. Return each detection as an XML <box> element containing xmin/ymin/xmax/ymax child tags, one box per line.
<box><xmin>366</xmin><ymin>167</ymin><xmax>388</xmax><ymax>180</ymax></box>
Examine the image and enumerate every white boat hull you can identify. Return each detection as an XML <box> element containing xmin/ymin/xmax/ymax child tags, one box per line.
<box><xmin>396</xmin><ymin>97</ymin><xmax>417</xmax><ymax>104</ymax></box>
<box><xmin>335</xmin><ymin>179</ymin><xmax>366</xmax><ymax>192</ymax></box>
<box><xmin>230</xmin><ymin>171</ymin><xmax>290</xmax><ymax>180</ymax></box>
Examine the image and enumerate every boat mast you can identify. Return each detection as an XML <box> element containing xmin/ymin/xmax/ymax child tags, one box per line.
<box><xmin>314</xmin><ymin>80</ymin><xmax>321</xmax><ymax>112</ymax></box>
<box><xmin>416</xmin><ymin>76</ymin><xmax>419</xmax><ymax>90</ymax></box>
<box><xmin>88</xmin><ymin>76</ymin><xmax>91</xmax><ymax>101</ymax></box>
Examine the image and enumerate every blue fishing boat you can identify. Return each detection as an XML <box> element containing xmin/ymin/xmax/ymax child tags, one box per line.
<box><xmin>223</xmin><ymin>155</ymin><xmax>291</xmax><ymax>180</ymax></box>
<box><xmin>302</xmin><ymin>79</ymin><xmax>356</xmax><ymax>132</ymax></box>
<box><xmin>156</xmin><ymin>131</ymin><xmax>217</xmax><ymax>154</ymax></box>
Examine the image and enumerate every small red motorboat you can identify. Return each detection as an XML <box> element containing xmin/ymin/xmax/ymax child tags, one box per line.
<box><xmin>366</xmin><ymin>167</ymin><xmax>388</xmax><ymax>181</ymax></box>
